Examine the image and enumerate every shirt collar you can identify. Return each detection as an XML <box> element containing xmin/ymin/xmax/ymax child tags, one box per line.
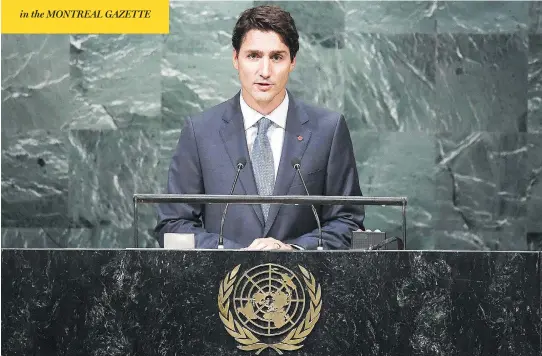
<box><xmin>240</xmin><ymin>90</ymin><xmax>289</xmax><ymax>130</ymax></box>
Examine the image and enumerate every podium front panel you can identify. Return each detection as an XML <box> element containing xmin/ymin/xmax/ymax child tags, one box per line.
<box><xmin>2</xmin><ymin>249</ymin><xmax>540</xmax><ymax>356</ymax></box>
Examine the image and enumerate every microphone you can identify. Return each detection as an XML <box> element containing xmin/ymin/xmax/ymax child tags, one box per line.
<box><xmin>368</xmin><ymin>236</ymin><xmax>404</xmax><ymax>250</ymax></box>
<box><xmin>218</xmin><ymin>157</ymin><xmax>247</xmax><ymax>249</ymax></box>
<box><xmin>291</xmin><ymin>158</ymin><xmax>323</xmax><ymax>250</ymax></box>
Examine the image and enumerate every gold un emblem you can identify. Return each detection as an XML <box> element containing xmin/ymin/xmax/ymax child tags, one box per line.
<box><xmin>218</xmin><ymin>263</ymin><xmax>322</xmax><ymax>354</ymax></box>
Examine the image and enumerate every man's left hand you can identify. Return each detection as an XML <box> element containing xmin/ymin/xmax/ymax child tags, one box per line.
<box><xmin>242</xmin><ymin>238</ymin><xmax>294</xmax><ymax>250</ymax></box>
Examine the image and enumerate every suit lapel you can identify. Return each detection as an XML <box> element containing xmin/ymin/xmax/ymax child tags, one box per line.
<box><xmin>264</xmin><ymin>96</ymin><xmax>311</xmax><ymax>237</ymax></box>
<box><xmin>219</xmin><ymin>92</ymin><xmax>265</xmax><ymax>226</ymax></box>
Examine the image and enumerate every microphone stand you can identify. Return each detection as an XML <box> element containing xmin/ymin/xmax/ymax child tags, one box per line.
<box><xmin>218</xmin><ymin>160</ymin><xmax>246</xmax><ymax>249</ymax></box>
<box><xmin>292</xmin><ymin>161</ymin><xmax>323</xmax><ymax>250</ymax></box>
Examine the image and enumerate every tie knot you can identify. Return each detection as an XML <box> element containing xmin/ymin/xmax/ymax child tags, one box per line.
<box><xmin>257</xmin><ymin>117</ymin><xmax>273</xmax><ymax>134</ymax></box>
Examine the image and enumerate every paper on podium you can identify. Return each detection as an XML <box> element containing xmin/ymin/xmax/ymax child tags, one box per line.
<box><xmin>164</xmin><ymin>233</ymin><xmax>195</xmax><ymax>249</ymax></box>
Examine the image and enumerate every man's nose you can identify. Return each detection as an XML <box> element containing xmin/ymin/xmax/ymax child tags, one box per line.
<box><xmin>260</xmin><ymin>57</ymin><xmax>271</xmax><ymax>78</ymax></box>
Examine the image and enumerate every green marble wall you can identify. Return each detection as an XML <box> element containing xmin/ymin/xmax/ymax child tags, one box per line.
<box><xmin>2</xmin><ymin>1</ymin><xmax>541</xmax><ymax>250</ymax></box>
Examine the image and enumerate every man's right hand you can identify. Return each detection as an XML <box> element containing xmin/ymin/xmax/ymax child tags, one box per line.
<box><xmin>241</xmin><ymin>237</ymin><xmax>293</xmax><ymax>250</ymax></box>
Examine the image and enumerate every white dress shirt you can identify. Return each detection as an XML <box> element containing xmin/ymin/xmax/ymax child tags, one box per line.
<box><xmin>240</xmin><ymin>91</ymin><xmax>289</xmax><ymax>178</ymax></box>
<box><xmin>239</xmin><ymin>91</ymin><xmax>304</xmax><ymax>249</ymax></box>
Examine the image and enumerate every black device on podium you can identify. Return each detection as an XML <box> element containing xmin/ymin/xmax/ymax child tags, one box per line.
<box><xmin>352</xmin><ymin>231</ymin><xmax>405</xmax><ymax>250</ymax></box>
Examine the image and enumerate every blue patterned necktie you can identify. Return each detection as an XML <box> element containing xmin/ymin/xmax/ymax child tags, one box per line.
<box><xmin>252</xmin><ymin>117</ymin><xmax>275</xmax><ymax>221</ymax></box>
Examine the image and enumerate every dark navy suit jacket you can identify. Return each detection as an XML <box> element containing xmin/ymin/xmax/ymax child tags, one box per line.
<box><xmin>155</xmin><ymin>91</ymin><xmax>365</xmax><ymax>249</ymax></box>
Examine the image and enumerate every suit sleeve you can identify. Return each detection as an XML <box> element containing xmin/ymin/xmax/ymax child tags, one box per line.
<box><xmin>283</xmin><ymin>115</ymin><xmax>365</xmax><ymax>250</ymax></box>
<box><xmin>154</xmin><ymin>117</ymin><xmax>244</xmax><ymax>249</ymax></box>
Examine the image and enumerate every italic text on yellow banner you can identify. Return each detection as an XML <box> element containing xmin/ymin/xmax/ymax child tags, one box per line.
<box><xmin>2</xmin><ymin>0</ymin><xmax>169</xmax><ymax>34</ymax></box>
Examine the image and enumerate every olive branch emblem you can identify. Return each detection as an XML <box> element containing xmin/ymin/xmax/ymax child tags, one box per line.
<box><xmin>218</xmin><ymin>264</ymin><xmax>322</xmax><ymax>354</ymax></box>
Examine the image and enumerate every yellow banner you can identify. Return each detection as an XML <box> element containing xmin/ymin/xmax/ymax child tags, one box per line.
<box><xmin>2</xmin><ymin>0</ymin><xmax>169</xmax><ymax>34</ymax></box>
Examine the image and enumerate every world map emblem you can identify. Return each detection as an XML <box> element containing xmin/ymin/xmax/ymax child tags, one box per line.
<box><xmin>218</xmin><ymin>263</ymin><xmax>322</xmax><ymax>354</ymax></box>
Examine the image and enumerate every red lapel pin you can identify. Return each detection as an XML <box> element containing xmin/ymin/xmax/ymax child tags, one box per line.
<box><xmin>297</xmin><ymin>135</ymin><xmax>303</xmax><ymax>141</ymax></box>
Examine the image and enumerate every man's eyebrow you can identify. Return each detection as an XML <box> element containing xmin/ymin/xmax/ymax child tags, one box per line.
<box><xmin>243</xmin><ymin>49</ymin><xmax>288</xmax><ymax>55</ymax></box>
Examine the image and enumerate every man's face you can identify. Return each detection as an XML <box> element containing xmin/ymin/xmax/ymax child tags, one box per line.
<box><xmin>233</xmin><ymin>29</ymin><xmax>296</xmax><ymax>114</ymax></box>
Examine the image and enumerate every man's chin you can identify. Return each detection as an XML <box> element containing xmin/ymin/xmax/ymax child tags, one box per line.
<box><xmin>243</xmin><ymin>89</ymin><xmax>285</xmax><ymax>111</ymax></box>
<box><xmin>251</xmin><ymin>92</ymin><xmax>274</xmax><ymax>104</ymax></box>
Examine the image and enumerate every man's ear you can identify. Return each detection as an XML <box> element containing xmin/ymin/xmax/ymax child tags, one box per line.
<box><xmin>289</xmin><ymin>56</ymin><xmax>296</xmax><ymax>72</ymax></box>
<box><xmin>233</xmin><ymin>49</ymin><xmax>239</xmax><ymax>70</ymax></box>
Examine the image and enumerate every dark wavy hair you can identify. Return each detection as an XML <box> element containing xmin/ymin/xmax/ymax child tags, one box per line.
<box><xmin>232</xmin><ymin>5</ymin><xmax>299</xmax><ymax>61</ymax></box>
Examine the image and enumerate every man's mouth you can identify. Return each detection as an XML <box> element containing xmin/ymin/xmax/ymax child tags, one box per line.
<box><xmin>255</xmin><ymin>83</ymin><xmax>273</xmax><ymax>91</ymax></box>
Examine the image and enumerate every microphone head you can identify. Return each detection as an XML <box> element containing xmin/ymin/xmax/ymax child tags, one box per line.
<box><xmin>291</xmin><ymin>158</ymin><xmax>301</xmax><ymax>169</ymax></box>
<box><xmin>237</xmin><ymin>157</ymin><xmax>247</xmax><ymax>169</ymax></box>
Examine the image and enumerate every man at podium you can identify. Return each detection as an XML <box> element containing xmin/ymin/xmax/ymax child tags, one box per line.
<box><xmin>155</xmin><ymin>5</ymin><xmax>365</xmax><ymax>250</ymax></box>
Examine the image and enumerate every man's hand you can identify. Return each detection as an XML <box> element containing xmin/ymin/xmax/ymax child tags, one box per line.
<box><xmin>242</xmin><ymin>237</ymin><xmax>294</xmax><ymax>251</ymax></box>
